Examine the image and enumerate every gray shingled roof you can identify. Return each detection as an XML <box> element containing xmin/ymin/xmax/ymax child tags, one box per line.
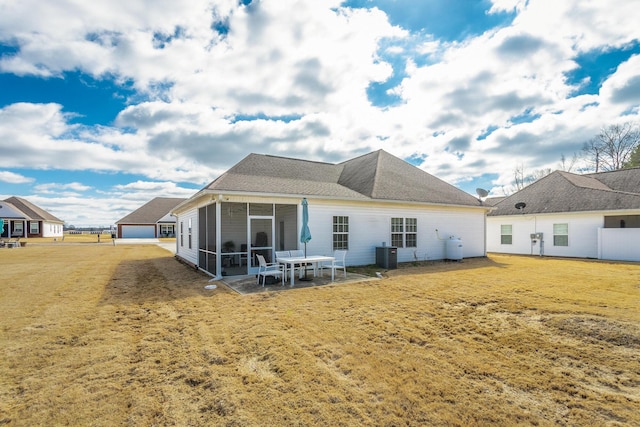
<box><xmin>489</xmin><ymin>169</ymin><xmax>640</xmax><ymax>216</ymax></box>
<box><xmin>203</xmin><ymin>150</ymin><xmax>482</xmax><ymax>207</ymax></box>
<box><xmin>116</xmin><ymin>197</ymin><xmax>186</xmax><ymax>224</ymax></box>
<box><xmin>3</xmin><ymin>196</ymin><xmax>64</xmax><ymax>223</ymax></box>
<box><xmin>586</xmin><ymin>167</ymin><xmax>640</xmax><ymax>193</ymax></box>
<box><xmin>483</xmin><ymin>196</ymin><xmax>505</xmax><ymax>207</ymax></box>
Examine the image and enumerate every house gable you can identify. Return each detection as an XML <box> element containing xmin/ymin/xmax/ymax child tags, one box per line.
<box><xmin>117</xmin><ymin>197</ymin><xmax>186</xmax><ymax>225</ymax></box>
<box><xmin>4</xmin><ymin>196</ymin><xmax>63</xmax><ymax>223</ymax></box>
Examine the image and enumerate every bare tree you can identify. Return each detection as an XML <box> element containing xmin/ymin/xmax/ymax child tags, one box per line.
<box><xmin>582</xmin><ymin>122</ymin><xmax>640</xmax><ymax>172</ymax></box>
<box><xmin>503</xmin><ymin>164</ymin><xmax>552</xmax><ymax>195</ymax></box>
<box><xmin>530</xmin><ymin>167</ymin><xmax>552</xmax><ymax>182</ymax></box>
<box><xmin>559</xmin><ymin>153</ymin><xmax>578</xmax><ymax>172</ymax></box>
<box><xmin>513</xmin><ymin>164</ymin><xmax>527</xmax><ymax>191</ymax></box>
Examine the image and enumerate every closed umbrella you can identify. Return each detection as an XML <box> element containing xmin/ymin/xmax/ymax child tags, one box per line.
<box><xmin>0</xmin><ymin>218</ymin><xmax>4</xmax><ymax>238</ymax></box>
<box><xmin>299</xmin><ymin>198</ymin><xmax>312</xmax><ymax>281</ymax></box>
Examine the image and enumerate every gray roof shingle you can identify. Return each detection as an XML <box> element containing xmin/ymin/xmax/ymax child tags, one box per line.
<box><xmin>585</xmin><ymin>167</ymin><xmax>640</xmax><ymax>193</ymax></box>
<box><xmin>116</xmin><ymin>197</ymin><xmax>186</xmax><ymax>224</ymax></box>
<box><xmin>203</xmin><ymin>150</ymin><xmax>482</xmax><ymax>207</ymax></box>
<box><xmin>3</xmin><ymin>196</ymin><xmax>64</xmax><ymax>223</ymax></box>
<box><xmin>489</xmin><ymin>169</ymin><xmax>640</xmax><ymax>216</ymax></box>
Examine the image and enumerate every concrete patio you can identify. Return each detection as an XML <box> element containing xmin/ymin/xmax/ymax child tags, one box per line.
<box><xmin>219</xmin><ymin>270</ymin><xmax>378</xmax><ymax>294</ymax></box>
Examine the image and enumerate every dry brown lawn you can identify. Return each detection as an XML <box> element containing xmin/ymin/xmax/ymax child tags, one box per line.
<box><xmin>1</xmin><ymin>245</ymin><xmax>639</xmax><ymax>426</ymax></box>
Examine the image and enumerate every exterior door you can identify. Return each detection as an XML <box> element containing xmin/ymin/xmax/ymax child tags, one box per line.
<box><xmin>248</xmin><ymin>217</ymin><xmax>273</xmax><ymax>274</ymax></box>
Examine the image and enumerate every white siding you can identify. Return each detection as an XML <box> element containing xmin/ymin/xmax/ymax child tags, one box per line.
<box><xmin>487</xmin><ymin>216</ymin><xmax>537</xmax><ymax>255</ymax></box>
<box><xmin>41</xmin><ymin>222</ymin><xmax>64</xmax><ymax>237</ymax></box>
<box><xmin>305</xmin><ymin>200</ymin><xmax>486</xmax><ymax>266</ymax></box>
<box><xmin>158</xmin><ymin>212</ymin><xmax>176</xmax><ymax>223</ymax></box>
<box><xmin>487</xmin><ymin>213</ymin><xmax>603</xmax><ymax>258</ymax></box>
<box><xmin>175</xmin><ymin>207</ymin><xmax>199</xmax><ymax>265</ymax></box>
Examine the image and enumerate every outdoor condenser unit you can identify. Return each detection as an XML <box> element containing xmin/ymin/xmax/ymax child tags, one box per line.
<box><xmin>376</xmin><ymin>246</ymin><xmax>398</xmax><ymax>269</ymax></box>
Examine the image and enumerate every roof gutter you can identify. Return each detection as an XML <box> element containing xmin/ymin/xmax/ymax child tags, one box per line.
<box><xmin>174</xmin><ymin>189</ymin><xmax>493</xmax><ymax>212</ymax></box>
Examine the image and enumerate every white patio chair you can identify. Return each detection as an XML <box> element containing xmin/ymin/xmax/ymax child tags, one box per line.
<box><xmin>256</xmin><ymin>254</ymin><xmax>284</xmax><ymax>286</ymax></box>
<box><xmin>275</xmin><ymin>251</ymin><xmax>291</xmax><ymax>279</ymax></box>
<box><xmin>322</xmin><ymin>250</ymin><xmax>347</xmax><ymax>279</ymax></box>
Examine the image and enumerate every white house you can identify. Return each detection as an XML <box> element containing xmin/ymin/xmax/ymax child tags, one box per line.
<box><xmin>172</xmin><ymin>150</ymin><xmax>490</xmax><ymax>278</ymax></box>
<box><xmin>487</xmin><ymin>168</ymin><xmax>640</xmax><ymax>261</ymax></box>
<box><xmin>116</xmin><ymin>197</ymin><xmax>185</xmax><ymax>238</ymax></box>
<box><xmin>0</xmin><ymin>196</ymin><xmax>64</xmax><ymax>238</ymax></box>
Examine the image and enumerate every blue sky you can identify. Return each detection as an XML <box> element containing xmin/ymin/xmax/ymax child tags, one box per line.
<box><xmin>1</xmin><ymin>0</ymin><xmax>639</xmax><ymax>226</ymax></box>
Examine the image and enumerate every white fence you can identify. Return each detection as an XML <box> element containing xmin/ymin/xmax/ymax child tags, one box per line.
<box><xmin>598</xmin><ymin>228</ymin><xmax>640</xmax><ymax>262</ymax></box>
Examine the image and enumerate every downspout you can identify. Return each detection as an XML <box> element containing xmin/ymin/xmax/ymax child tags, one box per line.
<box><xmin>483</xmin><ymin>212</ymin><xmax>487</xmax><ymax>256</ymax></box>
<box><xmin>172</xmin><ymin>215</ymin><xmax>178</xmax><ymax>254</ymax></box>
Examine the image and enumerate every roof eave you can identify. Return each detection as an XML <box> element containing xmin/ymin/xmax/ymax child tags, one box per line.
<box><xmin>174</xmin><ymin>189</ymin><xmax>490</xmax><ymax>211</ymax></box>
<box><xmin>489</xmin><ymin>207</ymin><xmax>640</xmax><ymax>217</ymax></box>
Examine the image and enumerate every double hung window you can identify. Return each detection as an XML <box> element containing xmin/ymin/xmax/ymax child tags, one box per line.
<box><xmin>391</xmin><ymin>218</ymin><xmax>417</xmax><ymax>248</ymax></box>
<box><xmin>553</xmin><ymin>223</ymin><xmax>568</xmax><ymax>246</ymax></box>
<box><xmin>500</xmin><ymin>224</ymin><xmax>512</xmax><ymax>245</ymax></box>
<box><xmin>333</xmin><ymin>216</ymin><xmax>349</xmax><ymax>250</ymax></box>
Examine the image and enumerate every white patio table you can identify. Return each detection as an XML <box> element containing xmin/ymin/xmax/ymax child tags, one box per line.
<box><xmin>277</xmin><ymin>255</ymin><xmax>335</xmax><ymax>286</ymax></box>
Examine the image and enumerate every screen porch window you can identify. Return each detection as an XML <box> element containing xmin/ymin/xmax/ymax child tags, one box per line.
<box><xmin>553</xmin><ymin>223</ymin><xmax>568</xmax><ymax>246</ymax></box>
<box><xmin>500</xmin><ymin>224</ymin><xmax>512</xmax><ymax>244</ymax></box>
<box><xmin>333</xmin><ymin>216</ymin><xmax>349</xmax><ymax>250</ymax></box>
<box><xmin>391</xmin><ymin>217</ymin><xmax>417</xmax><ymax>248</ymax></box>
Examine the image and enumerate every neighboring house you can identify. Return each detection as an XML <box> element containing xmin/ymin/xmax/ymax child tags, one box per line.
<box><xmin>172</xmin><ymin>150</ymin><xmax>490</xmax><ymax>278</ymax></box>
<box><xmin>0</xmin><ymin>196</ymin><xmax>64</xmax><ymax>238</ymax></box>
<box><xmin>116</xmin><ymin>197</ymin><xmax>186</xmax><ymax>238</ymax></box>
<box><xmin>487</xmin><ymin>168</ymin><xmax>640</xmax><ymax>261</ymax></box>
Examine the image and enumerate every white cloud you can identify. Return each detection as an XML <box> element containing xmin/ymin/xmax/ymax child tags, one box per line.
<box><xmin>3</xmin><ymin>181</ymin><xmax>197</xmax><ymax>228</ymax></box>
<box><xmin>488</xmin><ymin>0</ymin><xmax>527</xmax><ymax>14</ymax></box>
<box><xmin>0</xmin><ymin>171</ymin><xmax>34</xmax><ymax>184</ymax></box>
<box><xmin>112</xmin><ymin>180</ymin><xmax>197</xmax><ymax>198</ymax></box>
<box><xmin>1</xmin><ymin>0</ymin><xmax>640</xmax><ymax>225</ymax></box>
<box><xmin>33</xmin><ymin>182</ymin><xmax>92</xmax><ymax>196</ymax></box>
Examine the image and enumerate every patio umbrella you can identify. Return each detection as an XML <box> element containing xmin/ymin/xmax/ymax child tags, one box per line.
<box><xmin>299</xmin><ymin>198</ymin><xmax>312</xmax><ymax>281</ymax></box>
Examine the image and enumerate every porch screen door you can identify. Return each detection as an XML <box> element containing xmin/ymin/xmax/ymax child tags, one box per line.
<box><xmin>248</xmin><ymin>217</ymin><xmax>273</xmax><ymax>274</ymax></box>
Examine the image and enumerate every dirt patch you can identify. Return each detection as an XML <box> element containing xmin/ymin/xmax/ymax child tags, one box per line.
<box><xmin>545</xmin><ymin>316</ymin><xmax>640</xmax><ymax>348</ymax></box>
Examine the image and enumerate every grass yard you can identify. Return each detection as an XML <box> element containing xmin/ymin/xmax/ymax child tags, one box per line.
<box><xmin>23</xmin><ymin>234</ymin><xmax>177</xmax><ymax>245</ymax></box>
<box><xmin>1</xmin><ymin>245</ymin><xmax>639</xmax><ymax>426</ymax></box>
